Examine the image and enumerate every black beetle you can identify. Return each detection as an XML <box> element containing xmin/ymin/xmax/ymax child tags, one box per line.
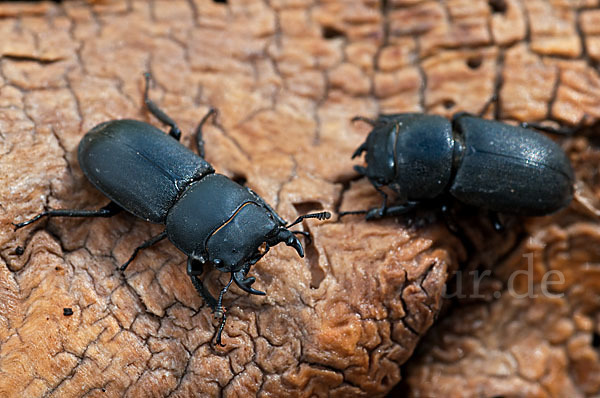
<box><xmin>14</xmin><ymin>73</ymin><xmax>330</xmax><ymax>346</ymax></box>
<box><xmin>342</xmin><ymin>112</ymin><xmax>574</xmax><ymax>223</ymax></box>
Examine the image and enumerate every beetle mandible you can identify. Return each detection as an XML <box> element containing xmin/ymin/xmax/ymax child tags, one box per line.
<box><xmin>14</xmin><ymin>73</ymin><xmax>330</xmax><ymax>346</ymax></box>
<box><xmin>341</xmin><ymin>111</ymin><xmax>574</xmax><ymax>223</ymax></box>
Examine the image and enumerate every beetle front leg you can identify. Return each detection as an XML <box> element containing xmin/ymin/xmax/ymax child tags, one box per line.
<box><xmin>187</xmin><ymin>257</ymin><xmax>218</xmax><ymax>310</ymax></box>
<box><xmin>366</xmin><ymin>201</ymin><xmax>420</xmax><ymax>220</ymax></box>
<box><xmin>189</xmin><ymin>273</ymin><xmax>229</xmax><ymax>347</ymax></box>
<box><xmin>367</xmin><ymin>179</ymin><xmax>389</xmax><ymax>219</ymax></box>
<box><xmin>338</xmin><ymin>180</ymin><xmax>388</xmax><ymax>219</ymax></box>
<box><xmin>351</xmin><ymin>115</ymin><xmax>377</xmax><ymax>126</ymax></box>
<box><xmin>354</xmin><ymin>165</ymin><xmax>367</xmax><ymax>176</ymax></box>
<box><xmin>351</xmin><ymin>143</ymin><xmax>367</xmax><ymax>159</ymax></box>
<box><xmin>233</xmin><ymin>267</ymin><xmax>265</xmax><ymax>296</ymax></box>
<box><xmin>143</xmin><ymin>72</ymin><xmax>182</xmax><ymax>141</ymax></box>
<box><xmin>213</xmin><ymin>275</ymin><xmax>234</xmax><ymax>347</ymax></box>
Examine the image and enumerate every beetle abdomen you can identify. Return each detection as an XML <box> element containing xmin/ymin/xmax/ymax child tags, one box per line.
<box><xmin>78</xmin><ymin>119</ymin><xmax>214</xmax><ymax>223</ymax></box>
<box><xmin>450</xmin><ymin>116</ymin><xmax>574</xmax><ymax>215</ymax></box>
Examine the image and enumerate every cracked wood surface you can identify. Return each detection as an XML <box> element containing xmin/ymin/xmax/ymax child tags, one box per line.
<box><xmin>0</xmin><ymin>0</ymin><xmax>598</xmax><ymax>397</ymax></box>
<box><xmin>403</xmin><ymin>137</ymin><xmax>600</xmax><ymax>398</ymax></box>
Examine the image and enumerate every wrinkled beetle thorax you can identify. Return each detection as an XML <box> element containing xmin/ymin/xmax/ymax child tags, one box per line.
<box><xmin>364</xmin><ymin>121</ymin><xmax>398</xmax><ymax>185</ymax></box>
<box><xmin>384</xmin><ymin>113</ymin><xmax>454</xmax><ymax>201</ymax></box>
<box><xmin>204</xmin><ymin>202</ymin><xmax>282</xmax><ymax>272</ymax></box>
<box><xmin>166</xmin><ymin>173</ymin><xmax>305</xmax><ymax>273</ymax></box>
<box><xmin>165</xmin><ymin>174</ymin><xmax>277</xmax><ymax>265</ymax></box>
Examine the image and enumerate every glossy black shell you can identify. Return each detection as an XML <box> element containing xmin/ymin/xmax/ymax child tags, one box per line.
<box><xmin>166</xmin><ymin>174</ymin><xmax>280</xmax><ymax>269</ymax></box>
<box><xmin>78</xmin><ymin>119</ymin><xmax>213</xmax><ymax>223</ymax></box>
<box><xmin>364</xmin><ymin>113</ymin><xmax>454</xmax><ymax>202</ymax></box>
<box><xmin>358</xmin><ymin>113</ymin><xmax>574</xmax><ymax>215</ymax></box>
<box><xmin>450</xmin><ymin>115</ymin><xmax>574</xmax><ymax>215</ymax></box>
<box><xmin>78</xmin><ymin>119</ymin><xmax>287</xmax><ymax>271</ymax></box>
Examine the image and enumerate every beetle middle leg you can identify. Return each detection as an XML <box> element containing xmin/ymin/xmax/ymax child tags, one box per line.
<box><xmin>488</xmin><ymin>211</ymin><xmax>504</xmax><ymax>232</ymax></box>
<box><xmin>13</xmin><ymin>201</ymin><xmax>122</xmax><ymax>230</ymax></box>
<box><xmin>194</xmin><ymin>107</ymin><xmax>218</xmax><ymax>158</ymax></box>
<box><xmin>337</xmin><ymin>179</ymin><xmax>389</xmax><ymax>219</ymax></box>
<box><xmin>439</xmin><ymin>203</ymin><xmax>459</xmax><ymax>233</ymax></box>
<box><xmin>365</xmin><ymin>201</ymin><xmax>420</xmax><ymax>220</ymax></box>
<box><xmin>143</xmin><ymin>72</ymin><xmax>182</xmax><ymax>141</ymax></box>
<box><xmin>119</xmin><ymin>230</ymin><xmax>168</xmax><ymax>271</ymax></box>
<box><xmin>365</xmin><ymin>178</ymin><xmax>390</xmax><ymax>219</ymax></box>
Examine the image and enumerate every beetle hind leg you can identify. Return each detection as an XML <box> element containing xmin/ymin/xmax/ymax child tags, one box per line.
<box><xmin>119</xmin><ymin>230</ymin><xmax>168</xmax><ymax>271</ymax></box>
<box><xmin>13</xmin><ymin>201</ymin><xmax>122</xmax><ymax>230</ymax></box>
<box><xmin>519</xmin><ymin>121</ymin><xmax>577</xmax><ymax>136</ymax></box>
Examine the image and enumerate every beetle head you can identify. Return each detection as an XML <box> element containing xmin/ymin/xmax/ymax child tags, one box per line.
<box><xmin>205</xmin><ymin>202</ymin><xmax>280</xmax><ymax>273</ymax></box>
<box><xmin>272</xmin><ymin>228</ymin><xmax>304</xmax><ymax>257</ymax></box>
<box><xmin>205</xmin><ymin>208</ymin><xmax>330</xmax><ymax>274</ymax></box>
<box><xmin>355</xmin><ymin>121</ymin><xmax>398</xmax><ymax>186</ymax></box>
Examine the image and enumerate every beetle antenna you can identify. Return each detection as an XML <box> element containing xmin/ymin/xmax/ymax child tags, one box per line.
<box><xmin>285</xmin><ymin>211</ymin><xmax>331</xmax><ymax>229</ymax></box>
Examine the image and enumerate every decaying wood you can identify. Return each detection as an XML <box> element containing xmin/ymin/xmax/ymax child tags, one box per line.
<box><xmin>0</xmin><ymin>1</ymin><xmax>599</xmax><ymax>397</ymax></box>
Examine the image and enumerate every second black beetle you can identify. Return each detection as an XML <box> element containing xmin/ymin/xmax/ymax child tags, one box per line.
<box><xmin>14</xmin><ymin>73</ymin><xmax>330</xmax><ymax>346</ymax></box>
<box><xmin>343</xmin><ymin>112</ymin><xmax>574</xmax><ymax>221</ymax></box>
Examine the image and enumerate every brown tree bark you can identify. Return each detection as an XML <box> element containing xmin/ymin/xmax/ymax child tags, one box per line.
<box><xmin>0</xmin><ymin>1</ymin><xmax>598</xmax><ymax>397</ymax></box>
